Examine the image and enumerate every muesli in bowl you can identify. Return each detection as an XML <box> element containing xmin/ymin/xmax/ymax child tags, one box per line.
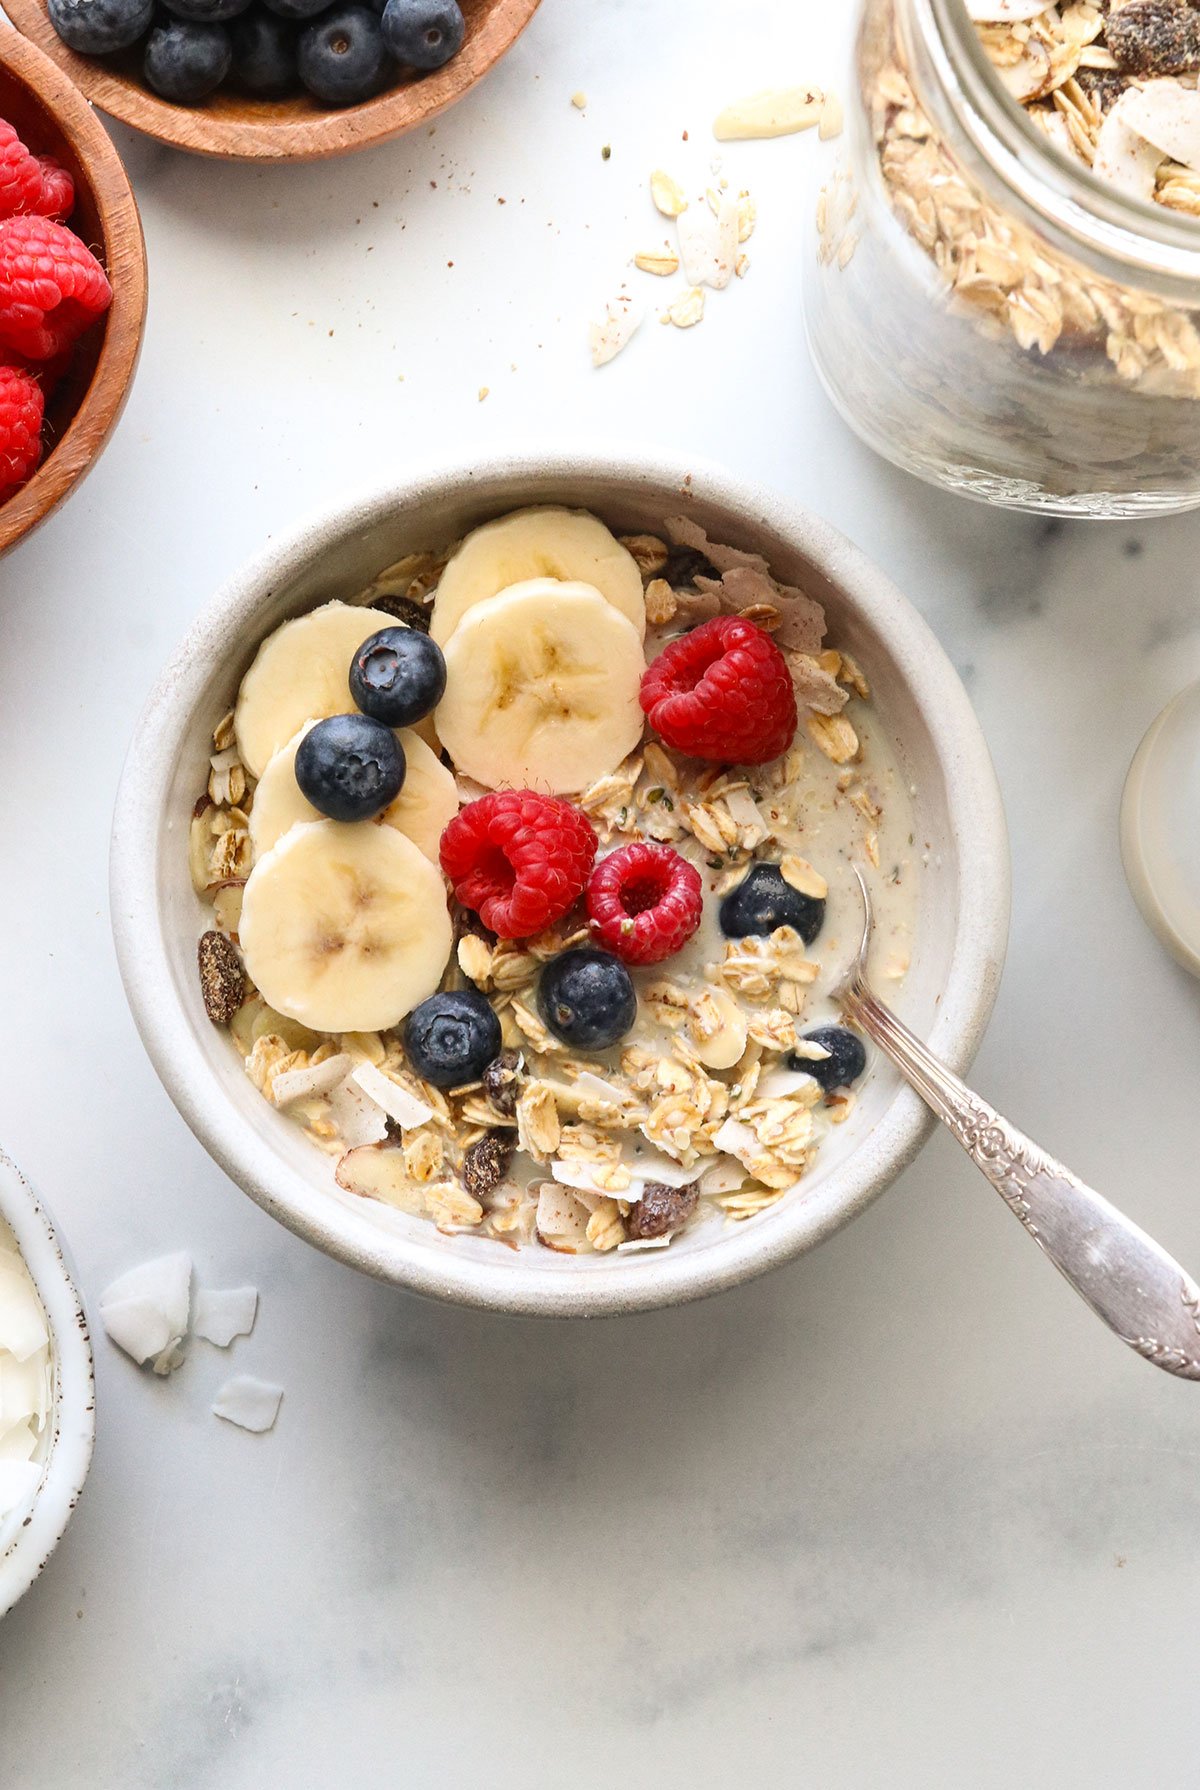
<box><xmin>188</xmin><ymin>505</ymin><xmax>919</xmax><ymax>1258</ymax></box>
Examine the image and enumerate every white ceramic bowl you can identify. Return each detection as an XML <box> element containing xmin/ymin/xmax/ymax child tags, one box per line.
<box><xmin>0</xmin><ymin>1150</ymin><xmax>95</xmax><ymax>1619</ymax></box>
<box><xmin>110</xmin><ymin>452</ymin><xmax>1010</xmax><ymax>1317</ymax></box>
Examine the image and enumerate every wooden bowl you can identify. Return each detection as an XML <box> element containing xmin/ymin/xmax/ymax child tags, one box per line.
<box><xmin>2</xmin><ymin>0</ymin><xmax>543</xmax><ymax>162</ymax></box>
<box><xmin>0</xmin><ymin>26</ymin><xmax>146</xmax><ymax>555</ymax></box>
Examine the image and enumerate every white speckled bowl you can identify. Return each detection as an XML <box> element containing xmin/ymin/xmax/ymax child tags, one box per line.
<box><xmin>110</xmin><ymin>451</ymin><xmax>1010</xmax><ymax>1317</ymax></box>
<box><xmin>0</xmin><ymin>1151</ymin><xmax>95</xmax><ymax>1619</ymax></box>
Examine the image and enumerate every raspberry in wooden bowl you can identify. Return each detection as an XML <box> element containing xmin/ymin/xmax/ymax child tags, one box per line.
<box><xmin>0</xmin><ymin>25</ymin><xmax>145</xmax><ymax>556</ymax></box>
<box><xmin>4</xmin><ymin>0</ymin><xmax>542</xmax><ymax>163</ymax></box>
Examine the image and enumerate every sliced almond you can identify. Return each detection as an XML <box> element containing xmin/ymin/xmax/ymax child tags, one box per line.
<box><xmin>713</xmin><ymin>87</ymin><xmax>824</xmax><ymax>142</ymax></box>
<box><xmin>335</xmin><ymin>1144</ymin><xmax>424</xmax><ymax>1211</ymax></box>
<box><xmin>650</xmin><ymin>169</ymin><xmax>688</xmax><ymax>216</ymax></box>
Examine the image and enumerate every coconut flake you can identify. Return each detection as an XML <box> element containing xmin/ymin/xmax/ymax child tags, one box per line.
<box><xmin>100</xmin><ymin>1252</ymin><xmax>190</xmax><ymax>1341</ymax></box>
<box><xmin>0</xmin><ymin>1459</ymin><xmax>41</xmax><ymax>1520</ymax></box>
<box><xmin>755</xmin><ymin>1064</ymin><xmax>821</xmax><ymax>1100</ymax></box>
<box><xmin>212</xmin><ymin>1375</ymin><xmax>283</xmax><ymax>1434</ymax></box>
<box><xmin>535</xmin><ymin>1185</ymin><xmax>591</xmax><ymax>1251</ymax></box>
<box><xmin>1093</xmin><ymin>94</ymin><xmax>1163</xmax><ymax>202</ymax></box>
<box><xmin>0</xmin><ymin>1257</ymin><xmax>50</xmax><ymax>1362</ymax></box>
<box><xmin>325</xmin><ymin>1075</ymin><xmax>389</xmax><ymax>1147</ymax></box>
<box><xmin>100</xmin><ymin>1296</ymin><xmax>178</xmax><ymax>1367</ymax></box>
<box><xmin>1120</xmin><ymin>80</ymin><xmax>1200</xmax><ymax>172</ymax></box>
<box><xmin>0</xmin><ymin>1351</ymin><xmax>49</xmax><ymax>1429</ymax></box>
<box><xmin>194</xmin><ymin>1286</ymin><xmax>259</xmax><ymax>1348</ymax></box>
<box><xmin>351</xmin><ymin>1062</ymin><xmax>433</xmax><ymax>1131</ymax></box>
<box><xmin>625</xmin><ymin>1148</ymin><xmax>702</xmax><ymax>1188</ymax></box>
<box><xmin>0</xmin><ymin>1417</ymin><xmax>37</xmax><ymax>1462</ymax></box>
<box><xmin>616</xmin><ymin>1235</ymin><xmax>673</xmax><ymax>1253</ymax></box>
<box><xmin>699</xmin><ymin>1157</ymin><xmax>748</xmax><ymax>1196</ymax></box>
<box><xmin>712</xmin><ymin>1118</ymin><xmax>759</xmax><ymax>1166</ymax></box>
<box><xmin>676</xmin><ymin>192</ymin><xmax>739</xmax><ymax>289</ymax></box>
<box><xmin>271</xmin><ymin>1052</ymin><xmax>352</xmax><ymax>1106</ymax></box>
<box><xmin>588</xmin><ymin>298</ymin><xmax>643</xmax><ymax>368</ymax></box>
<box><xmin>569</xmin><ymin>1070</ymin><xmax>631</xmax><ymax>1107</ymax></box>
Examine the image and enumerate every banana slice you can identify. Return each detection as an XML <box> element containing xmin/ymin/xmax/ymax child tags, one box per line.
<box><xmin>235</xmin><ymin>601</ymin><xmax>413</xmax><ymax>780</ymax></box>
<box><xmin>430</xmin><ymin>507</ymin><xmax>646</xmax><ymax>646</ymax></box>
<box><xmin>434</xmin><ymin>578</ymin><xmax>645</xmax><ymax>795</ymax></box>
<box><xmin>239</xmin><ymin>820</ymin><xmax>452</xmax><ymax>1034</ymax></box>
<box><xmin>249</xmin><ymin>723</ymin><xmax>458</xmax><ymax>864</ymax></box>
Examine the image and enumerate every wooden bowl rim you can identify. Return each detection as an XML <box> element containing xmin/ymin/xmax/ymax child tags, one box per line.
<box><xmin>0</xmin><ymin>25</ymin><xmax>147</xmax><ymax>556</ymax></box>
<box><xmin>1</xmin><ymin>0</ymin><xmax>543</xmax><ymax>162</ymax></box>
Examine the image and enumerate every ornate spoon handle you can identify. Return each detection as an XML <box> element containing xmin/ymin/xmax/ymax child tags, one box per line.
<box><xmin>843</xmin><ymin>979</ymin><xmax>1200</xmax><ymax>1381</ymax></box>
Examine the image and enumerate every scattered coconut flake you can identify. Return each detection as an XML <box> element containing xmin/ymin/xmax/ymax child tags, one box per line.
<box><xmin>536</xmin><ymin>1184</ymin><xmax>591</xmax><ymax>1252</ymax></box>
<box><xmin>1121</xmin><ymin>80</ymin><xmax>1200</xmax><ymax>171</ymax></box>
<box><xmin>351</xmin><ymin>1062</ymin><xmax>433</xmax><ymax>1131</ymax></box>
<box><xmin>325</xmin><ymin>1074</ymin><xmax>389</xmax><ymax>1148</ymax></box>
<box><xmin>212</xmin><ymin>1375</ymin><xmax>283</xmax><ymax>1434</ymax></box>
<box><xmin>551</xmin><ymin>1159</ymin><xmax>644</xmax><ymax>1202</ymax></box>
<box><xmin>271</xmin><ymin>1052</ymin><xmax>352</xmax><ymax>1107</ymax></box>
<box><xmin>699</xmin><ymin>1157</ymin><xmax>748</xmax><ymax>1196</ymax></box>
<box><xmin>1095</xmin><ymin>93</ymin><xmax>1165</xmax><ymax>203</ymax></box>
<box><xmin>569</xmin><ymin>1070</ymin><xmax>631</xmax><ymax>1107</ymax></box>
<box><xmin>588</xmin><ymin>297</ymin><xmax>643</xmax><ymax>367</ymax></box>
<box><xmin>712</xmin><ymin>1117</ymin><xmax>759</xmax><ymax>1165</ymax></box>
<box><xmin>99</xmin><ymin>1252</ymin><xmax>190</xmax><ymax>1367</ymax></box>
<box><xmin>755</xmin><ymin>1064</ymin><xmax>822</xmax><ymax>1101</ymax></box>
<box><xmin>100</xmin><ymin>1296</ymin><xmax>179</xmax><ymax>1368</ymax></box>
<box><xmin>713</xmin><ymin>87</ymin><xmax>824</xmax><ymax>142</ymax></box>
<box><xmin>194</xmin><ymin>1286</ymin><xmax>259</xmax><ymax>1348</ymax></box>
<box><xmin>625</xmin><ymin>1148</ymin><xmax>702</xmax><ymax>1188</ymax></box>
<box><xmin>676</xmin><ymin>192</ymin><xmax>739</xmax><ymax>289</ymax></box>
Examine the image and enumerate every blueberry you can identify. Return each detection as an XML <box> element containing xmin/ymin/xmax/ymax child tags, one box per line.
<box><xmin>294</xmin><ymin>713</ymin><xmax>405</xmax><ymax>822</ymax></box>
<box><xmin>350</xmin><ymin>627</ymin><xmax>446</xmax><ymax>728</ymax></box>
<box><xmin>537</xmin><ymin>948</ymin><xmax>637</xmax><ymax>1052</ymax></box>
<box><xmin>163</xmin><ymin>0</ymin><xmax>250</xmax><ymax>24</ymax></box>
<box><xmin>261</xmin><ymin>0</ymin><xmax>327</xmax><ymax>17</ymax></box>
<box><xmin>230</xmin><ymin>7</ymin><xmax>299</xmax><ymax>92</ymax></box>
<box><xmin>404</xmin><ymin>991</ymin><xmax>502</xmax><ymax>1089</ymax></box>
<box><xmin>144</xmin><ymin>18</ymin><xmax>232</xmax><ymax>99</ymax></box>
<box><xmin>298</xmin><ymin>4</ymin><xmax>392</xmax><ymax>104</ymax></box>
<box><xmin>380</xmin><ymin>0</ymin><xmax>463</xmax><ymax>69</ymax></box>
<box><xmin>718</xmin><ymin>862</ymin><xmax>826</xmax><ymax>946</ymax></box>
<box><xmin>789</xmin><ymin>1026</ymin><xmax>867</xmax><ymax>1092</ymax></box>
<box><xmin>48</xmin><ymin>0</ymin><xmax>153</xmax><ymax>52</ymax></box>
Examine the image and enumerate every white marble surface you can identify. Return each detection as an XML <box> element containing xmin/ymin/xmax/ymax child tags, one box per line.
<box><xmin>3</xmin><ymin>1</ymin><xmax>1200</xmax><ymax>1783</ymax></box>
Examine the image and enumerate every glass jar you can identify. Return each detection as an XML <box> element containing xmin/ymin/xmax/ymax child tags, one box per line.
<box><xmin>805</xmin><ymin>0</ymin><xmax>1200</xmax><ymax>516</ymax></box>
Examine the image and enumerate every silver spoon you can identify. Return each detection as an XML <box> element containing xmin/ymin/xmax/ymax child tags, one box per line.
<box><xmin>841</xmin><ymin>867</ymin><xmax>1200</xmax><ymax>1380</ymax></box>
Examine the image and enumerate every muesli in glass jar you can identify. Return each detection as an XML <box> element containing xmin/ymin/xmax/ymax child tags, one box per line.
<box><xmin>806</xmin><ymin>0</ymin><xmax>1200</xmax><ymax>515</ymax></box>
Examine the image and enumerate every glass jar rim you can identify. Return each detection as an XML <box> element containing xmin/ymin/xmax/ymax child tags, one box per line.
<box><xmin>920</xmin><ymin>0</ymin><xmax>1200</xmax><ymax>297</ymax></box>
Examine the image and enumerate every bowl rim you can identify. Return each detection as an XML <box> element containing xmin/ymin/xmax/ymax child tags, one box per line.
<box><xmin>0</xmin><ymin>25</ymin><xmax>147</xmax><ymax>557</ymax></box>
<box><xmin>1</xmin><ymin>0</ymin><xmax>543</xmax><ymax>163</ymax></box>
<box><xmin>110</xmin><ymin>448</ymin><xmax>1011</xmax><ymax>1317</ymax></box>
<box><xmin>0</xmin><ymin>1149</ymin><xmax>95</xmax><ymax>1621</ymax></box>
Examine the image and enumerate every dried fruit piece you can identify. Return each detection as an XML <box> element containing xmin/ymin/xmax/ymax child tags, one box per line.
<box><xmin>626</xmin><ymin>1181</ymin><xmax>699</xmax><ymax>1240</ymax></box>
<box><xmin>461</xmin><ymin>1130</ymin><xmax>514</xmax><ymax>1200</ymax></box>
<box><xmin>197</xmin><ymin>928</ymin><xmax>245</xmax><ymax>1025</ymax></box>
<box><xmin>483</xmin><ymin>1047</ymin><xmax>524</xmax><ymax>1117</ymax></box>
<box><xmin>1105</xmin><ymin>2</ymin><xmax>1200</xmax><ymax>78</ymax></box>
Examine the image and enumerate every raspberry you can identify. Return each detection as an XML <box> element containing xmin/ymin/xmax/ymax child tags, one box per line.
<box><xmin>0</xmin><ymin>363</ymin><xmax>44</xmax><ymax>494</ymax></box>
<box><xmin>0</xmin><ymin>122</ymin><xmax>44</xmax><ymax>222</ymax></box>
<box><xmin>640</xmin><ymin>615</ymin><xmax>797</xmax><ymax>765</ymax></box>
<box><xmin>31</xmin><ymin>159</ymin><xmax>75</xmax><ymax>223</ymax></box>
<box><xmin>586</xmin><ymin>843</ymin><xmax>703</xmax><ymax>966</ymax></box>
<box><xmin>440</xmin><ymin>792</ymin><xmax>597</xmax><ymax>941</ymax></box>
<box><xmin>0</xmin><ymin>215</ymin><xmax>112</xmax><ymax>362</ymax></box>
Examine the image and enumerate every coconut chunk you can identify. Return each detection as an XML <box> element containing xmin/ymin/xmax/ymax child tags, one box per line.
<box><xmin>0</xmin><ymin>1257</ymin><xmax>49</xmax><ymax>1362</ymax></box>
<box><xmin>271</xmin><ymin>1053</ymin><xmax>352</xmax><ymax>1106</ymax></box>
<box><xmin>194</xmin><ymin>1286</ymin><xmax>259</xmax><ymax>1348</ymax></box>
<box><xmin>212</xmin><ymin>1375</ymin><xmax>283</xmax><ymax>1434</ymax></box>
<box><xmin>326</xmin><ymin>1074</ymin><xmax>389</xmax><ymax>1147</ymax></box>
<box><xmin>351</xmin><ymin>1062</ymin><xmax>433</xmax><ymax>1131</ymax></box>
<box><xmin>100</xmin><ymin>1252</ymin><xmax>191</xmax><ymax>1341</ymax></box>
<box><xmin>1121</xmin><ymin>80</ymin><xmax>1200</xmax><ymax>170</ymax></box>
<box><xmin>1093</xmin><ymin>93</ymin><xmax>1164</xmax><ymax>201</ymax></box>
<box><xmin>100</xmin><ymin>1295</ymin><xmax>178</xmax><ymax>1368</ymax></box>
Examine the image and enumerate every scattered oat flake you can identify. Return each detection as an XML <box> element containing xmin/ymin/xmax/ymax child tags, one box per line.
<box><xmin>713</xmin><ymin>87</ymin><xmax>824</xmax><ymax>141</ymax></box>
<box><xmin>478</xmin><ymin>386</ymin><xmax>489</xmax><ymax>402</ymax></box>
<box><xmin>588</xmin><ymin>297</ymin><xmax>643</xmax><ymax>367</ymax></box>
<box><xmin>650</xmin><ymin>169</ymin><xmax>688</xmax><ymax>216</ymax></box>
<box><xmin>634</xmin><ymin>248</ymin><xmax>680</xmax><ymax>276</ymax></box>
<box><xmin>212</xmin><ymin>1375</ymin><xmax>283</xmax><ymax>1434</ymax></box>
<box><xmin>667</xmin><ymin>286</ymin><xmax>706</xmax><ymax>329</ymax></box>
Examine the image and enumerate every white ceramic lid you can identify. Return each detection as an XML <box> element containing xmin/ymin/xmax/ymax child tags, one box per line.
<box><xmin>1121</xmin><ymin>681</ymin><xmax>1200</xmax><ymax>978</ymax></box>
